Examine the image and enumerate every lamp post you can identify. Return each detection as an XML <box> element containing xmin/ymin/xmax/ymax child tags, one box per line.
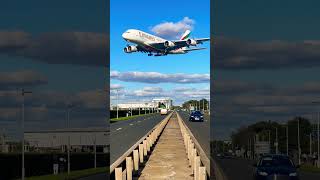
<box><xmin>312</xmin><ymin>102</ymin><xmax>320</xmax><ymax>167</ymax></box>
<box><xmin>276</xmin><ymin>127</ymin><xmax>278</xmax><ymax>154</ymax></box>
<box><xmin>203</xmin><ymin>99</ymin><xmax>205</xmax><ymax>112</ymax></box>
<box><xmin>94</xmin><ymin>133</ymin><xmax>97</xmax><ymax>169</ymax></box>
<box><xmin>286</xmin><ymin>124</ymin><xmax>289</xmax><ymax>156</ymax></box>
<box><xmin>66</xmin><ymin>103</ymin><xmax>75</xmax><ymax>174</ymax></box>
<box><xmin>298</xmin><ymin>117</ymin><xmax>301</xmax><ymax>165</ymax></box>
<box><xmin>116</xmin><ymin>89</ymin><xmax>119</xmax><ymax>119</ymax></box>
<box><xmin>21</xmin><ymin>89</ymin><xmax>32</xmax><ymax>180</ymax></box>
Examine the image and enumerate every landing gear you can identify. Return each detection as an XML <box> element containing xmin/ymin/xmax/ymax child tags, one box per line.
<box><xmin>148</xmin><ymin>53</ymin><xmax>153</xmax><ymax>56</ymax></box>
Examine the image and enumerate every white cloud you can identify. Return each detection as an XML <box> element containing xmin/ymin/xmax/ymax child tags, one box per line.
<box><xmin>110</xmin><ymin>84</ymin><xmax>124</xmax><ymax>90</ymax></box>
<box><xmin>150</xmin><ymin>17</ymin><xmax>195</xmax><ymax>39</ymax></box>
<box><xmin>111</xmin><ymin>85</ymin><xmax>210</xmax><ymax>105</ymax></box>
<box><xmin>110</xmin><ymin>71</ymin><xmax>209</xmax><ymax>84</ymax></box>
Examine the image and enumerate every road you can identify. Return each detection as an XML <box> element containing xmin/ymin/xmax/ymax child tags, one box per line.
<box><xmin>77</xmin><ymin>173</ymin><xmax>108</xmax><ymax>180</ymax></box>
<box><xmin>178</xmin><ymin>111</ymin><xmax>210</xmax><ymax>157</ymax></box>
<box><xmin>110</xmin><ymin>113</ymin><xmax>166</xmax><ymax>164</ymax></box>
<box><xmin>215</xmin><ymin>157</ymin><xmax>320</xmax><ymax>180</ymax></box>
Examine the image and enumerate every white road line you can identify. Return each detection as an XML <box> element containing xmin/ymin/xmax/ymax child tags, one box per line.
<box><xmin>116</xmin><ymin>128</ymin><xmax>122</xmax><ymax>131</ymax></box>
<box><xmin>138</xmin><ymin>121</ymin><xmax>141</xmax><ymax>123</ymax></box>
<box><xmin>129</xmin><ymin>123</ymin><xmax>134</xmax><ymax>126</ymax></box>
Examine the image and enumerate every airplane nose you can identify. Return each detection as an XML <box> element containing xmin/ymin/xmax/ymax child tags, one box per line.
<box><xmin>122</xmin><ymin>32</ymin><xmax>127</xmax><ymax>39</ymax></box>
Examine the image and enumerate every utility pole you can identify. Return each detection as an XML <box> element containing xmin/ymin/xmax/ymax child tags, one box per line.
<box><xmin>21</xmin><ymin>89</ymin><xmax>32</xmax><ymax>180</ymax></box>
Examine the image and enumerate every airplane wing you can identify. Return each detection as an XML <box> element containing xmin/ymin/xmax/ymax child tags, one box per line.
<box><xmin>147</xmin><ymin>38</ymin><xmax>210</xmax><ymax>51</ymax></box>
<box><xmin>184</xmin><ymin>47</ymin><xmax>206</xmax><ymax>52</ymax></box>
<box><xmin>172</xmin><ymin>38</ymin><xmax>210</xmax><ymax>47</ymax></box>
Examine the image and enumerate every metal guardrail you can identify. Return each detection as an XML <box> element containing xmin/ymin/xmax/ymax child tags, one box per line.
<box><xmin>176</xmin><ymin>112</ymin><xmax>210</xmax><ymax>179</ymax></box>
<box><xmin>110</xmin><ymin>112</ymin><xmax>173</xmax><ymax>179</ymax></box>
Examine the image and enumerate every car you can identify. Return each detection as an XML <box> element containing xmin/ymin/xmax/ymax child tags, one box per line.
<box><xmin>160</xmin><ymin>108</ymin><xmax>168</xmax><ymax>115</ymax></box>
<box><xmin>253</xmin><ymin>154</ymin><xmax>299</xmax><ymax>180</ymax></box>
<box><xmin>189</xmin><ymin>111</ymin><xmax>204</xmax><ymax>122</ymax></box>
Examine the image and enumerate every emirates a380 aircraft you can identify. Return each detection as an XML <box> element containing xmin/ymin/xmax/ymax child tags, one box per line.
<box><xmin>122</xmin><ymin>29</ymin><xmax>210</xmax><ymax>56</ymax></box>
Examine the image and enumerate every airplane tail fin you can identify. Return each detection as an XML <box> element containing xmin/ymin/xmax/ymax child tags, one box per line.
<box><xmin>180</xmin><ymin>30</ymin><xmax>191</xmax><ymax>40</ymax></box>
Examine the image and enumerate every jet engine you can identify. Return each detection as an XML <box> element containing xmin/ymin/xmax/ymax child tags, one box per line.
<box><xmin>186</xmin><ymin>39</ymin><xmax>197</xmax><ymax>46</ymax></box>
<box><xmin>164</xmin><ymin>41</ymin><xmax>175</xmax><ymax>48</ymax></box>
<box><xmin>124</xmin><ymin>45</ymin><xmax>138</xmax><ymax>53</ymax></box>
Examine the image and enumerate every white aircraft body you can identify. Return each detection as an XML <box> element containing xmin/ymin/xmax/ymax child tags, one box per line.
<box><xmin>122</xmin><ymin>29</ymin><xmax>210</xmax><ymax>56</ymax></box>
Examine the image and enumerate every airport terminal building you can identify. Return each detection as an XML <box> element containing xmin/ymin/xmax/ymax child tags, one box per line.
<box><xmin>111</xmin><ymin>97</ymin><xmax>172</xmax><ymax>110</ymax></box>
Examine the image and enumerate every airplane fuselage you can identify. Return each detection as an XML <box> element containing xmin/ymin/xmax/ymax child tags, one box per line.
<box><xmin>122</xmin><ymin>29</ymin><xmax>186</xmax><ymax>54</ymax></box>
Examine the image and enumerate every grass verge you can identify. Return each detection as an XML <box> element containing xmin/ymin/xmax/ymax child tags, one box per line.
<box><xmin>110</xmin><ymin>113</ymin><xmax>155</xmax><ymax>123</ymax></box>
<box><xmin>300</xmin><ymin>164</ymin><xmax>320</xmax><ymax>173</ymax></box>
<box><xmin>26</xmin><ymin>167</ymin><xmax>107</xmax><ymax>180</ymax></box>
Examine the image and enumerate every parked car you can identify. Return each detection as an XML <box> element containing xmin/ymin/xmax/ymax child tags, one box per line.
<box><xmin>253</xmin><ymin>154</ymin><xmax>299</xmax><ymax>180</ymax></box>
<box><xmin>189</xmin><ymin>111</ymin><xmax>204</xmax><ymax>122</ymax></box>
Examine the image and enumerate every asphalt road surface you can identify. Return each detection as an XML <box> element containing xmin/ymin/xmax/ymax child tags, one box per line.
<box><xmin>110</xmin><ymin>113</ymin><xmax>166</xmax><ymax>164</ymax></box>
<box><xmin>178</xmin><ymin>111</ymin><xmax>210</xmax><ymax>157</ymax></box>
<box><xmin>215</xmin><ymin>157</ymin><xmax>320</xmax><ymax>180</ymax></box>
<box><xmin>77</xmin><ymin>173</ymin><xmax>108</xmax><ymax>180</ymax></box>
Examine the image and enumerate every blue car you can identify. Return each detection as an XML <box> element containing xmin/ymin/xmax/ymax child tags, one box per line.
<box><xmin>253</xmin><ymin>154</ymin><xmax>299</xmax><ymax>180</ymax></box>
<box><xmin>189</xmin><ymin>111</ymin><xmax>204</xmax><ymax>122</ymax></box>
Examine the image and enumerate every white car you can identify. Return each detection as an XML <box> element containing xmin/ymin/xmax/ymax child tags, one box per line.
<box><xmin>160</xmin><ymin>109</ymin><xmax>168</xmax><ymax>115</ymax></box>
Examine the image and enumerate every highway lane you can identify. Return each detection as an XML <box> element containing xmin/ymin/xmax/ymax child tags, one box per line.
<box><xmin>110</xmin><ymin>113</ymin><xmax>166</xmax><ymax>164</ymax></box>
<box><xmin>177</xmin><ymin>110</ymin><xmax>210</xmax><ymax>157</ymax></box>
<box><xmin>215</xmin><ymin>157</ymin><xmax>320</xmax><ymax>180</ymax></box>
<box><xmin>77</xmin><ymin>173</ymin><xmax>108</xmax><ymax>180</ymax></box>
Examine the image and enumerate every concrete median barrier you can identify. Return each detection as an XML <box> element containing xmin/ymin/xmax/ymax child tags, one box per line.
<box><xmin>110</xmin><ymin>112</ymin><xmax>173</xmax><ymax>179</ymax></box>
<box><xmin>177</xmin><ymin>112</ymin><xmax>210</xmax><ymax>180</ymax></box>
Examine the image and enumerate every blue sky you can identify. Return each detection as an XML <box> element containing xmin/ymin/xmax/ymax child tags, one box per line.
<box><xmin>110</xmin><ymin>0</ymin><xmax>210</xmax><ymax>105</ymax></box>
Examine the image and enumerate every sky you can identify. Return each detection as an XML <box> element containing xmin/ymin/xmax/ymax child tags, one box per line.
<box><xmin>0</xmin><ymin>0</ymin><xmax>108</xmax><ymax>140</ymax></box>
<box><xmin>213</xmin><ymin>0</ymin><xmax>320</xmax><ymax>140</ymax></box>
<box><xmin>110</xmin><ymin>0</ymin><xmax>210</xmax><ymax>106</ymax></box>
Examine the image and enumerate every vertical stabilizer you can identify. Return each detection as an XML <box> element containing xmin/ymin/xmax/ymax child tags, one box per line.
<box><xmin>180</xmin><ymin>30</ymin><xmax>191</xmax><ymax>40</ymax></box>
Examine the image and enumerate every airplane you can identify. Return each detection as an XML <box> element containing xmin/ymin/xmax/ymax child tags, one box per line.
<box><xmin>122</xmin><ymin>29</ymin><xmax>210</xmax><ymax>56</ymax></box>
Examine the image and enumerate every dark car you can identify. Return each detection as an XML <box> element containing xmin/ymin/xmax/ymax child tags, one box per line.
<box><xmin>189</xmin><ymin>111</ymin><xmax>204</xmax><ymax>122</ymax></box>
<box><xmin>253</xmin><ymin>154</ymin><xmax>299</xmax><ymax>180</ymax></box>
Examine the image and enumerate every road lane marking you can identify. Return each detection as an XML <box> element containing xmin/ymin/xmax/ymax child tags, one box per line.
<box><xmin>130</xmin><ymin>123</ymin><xmax>134</xmax><ymax>126</ymax></box>
<box><xmin>116</xmin><ymin>128</ymin><xmax>122</xmax><ymax>131</ymax></box>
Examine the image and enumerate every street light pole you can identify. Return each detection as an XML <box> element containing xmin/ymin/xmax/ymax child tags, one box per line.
<box><xmin>286</xmin><ymin>125</ymin><xmax>289</xmax><ymax>156</ymax></box>
<box><xmin>116</xmin><ymin>89</ymin><xmax>119</xmax><ymax>119</ymax></box>
<box><xmin>66</xmin><ymin>103</ymin><xmax>75</xmax><ymax>174</ymax></box>
<box><xmin>276</xmin><ymin>127</ymin><xmax>278</xmax><ymax>154</ymax></box>
<box><xmin>21</xmin><ymin>89</ymin><xmax>32</xmax><ymax>180</ymax></box>
<box><xmin>67</xmin><ymin>106</ymin><xmax>70</xmax><ymax>174</ymax></box>
<box><xmin>318</xmin><ymin>111</ymin><xmax>320</xmax><ymax>168</ymax></box>
<box><xmin>203</xmin><ymin>99</ymin><xmax>205</xmax><ymax>112</ymax></box>
<box><xmin>94</xmin><ymin>133</ymin><xmax>96</xmax><ymax>169</ymax></box>
<box><xmin>298</xmin><ymin>118</ymin><xmax>301</xmax><ymax>165</ymax></box>
<box><xmin>311</xmin><ymin>101</ymin><xmax>320</xmax><ymax>167</ymax></box>
<box><xmin>310</xmin><ymin>133</ymin><xmax>312</xmax><ymax>156</ymax></box>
